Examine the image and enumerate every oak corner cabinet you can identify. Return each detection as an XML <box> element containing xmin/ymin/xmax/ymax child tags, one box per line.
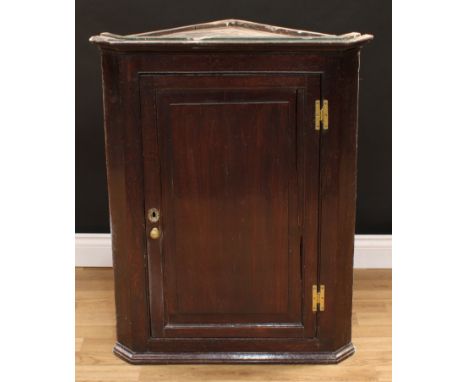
<box><xmin>90</xmin><ymin>19</ymin><xmax>373</xmax><ymax>365</ymax></box>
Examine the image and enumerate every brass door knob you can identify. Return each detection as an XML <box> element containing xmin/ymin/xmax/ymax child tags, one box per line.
<box><xmin>149</xmin><ymin>227</ymin><xmax>161</xmax><ymax>240</ymax></box>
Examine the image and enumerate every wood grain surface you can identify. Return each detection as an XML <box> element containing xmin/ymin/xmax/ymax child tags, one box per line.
<box><xmin>139</xmin><ymin>75</ymin><xmax>318</xmax><ymax>341</ymax></box>
<box><xmin>97</xmin><ymin>40</ymin><xmax>366</xmax><ymax>358</ymax></box>
<box><xmin>76</xmin><ymin>268</ymin><xmax>391</xmax><ymax>381</ymax></box>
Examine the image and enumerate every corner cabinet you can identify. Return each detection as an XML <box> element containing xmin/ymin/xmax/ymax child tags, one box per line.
<box><xmin>90</xmin><ymin>19</ymin><xmax>373</xmax><ymax>364</ymax></box>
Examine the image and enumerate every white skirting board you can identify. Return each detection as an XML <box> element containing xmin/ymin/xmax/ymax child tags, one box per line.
<box><xmin>75</xmin><ymin>234</ymin><xmax>391</xmax><ymax>269</ymax></box>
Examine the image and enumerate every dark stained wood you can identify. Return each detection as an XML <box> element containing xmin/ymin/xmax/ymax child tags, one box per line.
<box><xmin>318</xmin><ymin>50</ymin><xmax>362</xmax><ymax>349</ymax></box>
<box><xmin>141</xmin><ymin>75</ymin><xmax>318</xmax><ymax>339</ymax></box>
<box><xmin>93</xmin><ymin>20</ymin><xmax>372</xmax><ymax>364</ymax></box>
<box><xmin>114</xmin><ymin>342</ymin><xmax>355</xmax><ymax>364</ymax></box>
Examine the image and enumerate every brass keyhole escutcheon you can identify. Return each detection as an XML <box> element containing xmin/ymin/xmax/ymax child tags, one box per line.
<box><xmin>149</xmin><ymin>227</ymin><xmax>161</xmax><ymax>240</ymax></box>
<box><xmin>148</xmin><ymin>208</ymin><xmax>160</xmax><ymax>223</ymax></box>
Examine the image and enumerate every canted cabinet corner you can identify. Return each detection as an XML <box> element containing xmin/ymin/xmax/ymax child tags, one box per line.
<box><xmin>91</xmin><ymin>19</ymin><xmax>373</xmax><ymax>364</ymax></box>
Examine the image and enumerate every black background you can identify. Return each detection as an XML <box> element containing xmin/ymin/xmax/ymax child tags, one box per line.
<box><xmin>76</xmin><ymin>0</ymin><xmax>391</xmax><ymax>234</ymax></box>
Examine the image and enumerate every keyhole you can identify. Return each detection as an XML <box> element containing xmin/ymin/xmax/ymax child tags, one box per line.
<box><xmin>148</xmin><ymin>208</ymin><xmax>159</xmax><ymax>223</ymax></box>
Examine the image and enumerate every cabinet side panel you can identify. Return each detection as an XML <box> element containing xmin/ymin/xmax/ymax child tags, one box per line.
<box><xmin>101</xmin><ymin>52</ymin><xmax>150</xmax><ymax>350</ymax></box>
<box><xmin>101</xmin><ymin>51</ymin><xmax>132</xmax><ymax>347</ymax></box>
<box><xmin>319</xmin><ymin>50</ymin><xmax>360</xmax><ymax>349</ymax></box>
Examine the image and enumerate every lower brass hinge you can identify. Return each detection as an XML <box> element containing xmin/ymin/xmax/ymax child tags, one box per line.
<box><xmin>312</xmin><ymin>284</ymin><xmax>325</xmax><ymax>312</ymax></box>
<box><xmin>315</xmin><ymin>100</ymin><xmax>329</xmax><ymax>131</ymax></box>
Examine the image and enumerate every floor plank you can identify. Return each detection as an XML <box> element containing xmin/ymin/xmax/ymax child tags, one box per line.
<box><xmin>75</xmin><ymin>268</ymin><xmax>391</xmax><ymax>382</ymax></box>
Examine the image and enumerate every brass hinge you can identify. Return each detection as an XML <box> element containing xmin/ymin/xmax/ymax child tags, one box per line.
<box><xmin>312</xmin><ymin>284</ymin><xmax>325</xmax><ymax>312</ymax></box>
<box><xmin>315</xmin><ymin>100</ymin><xmax>329</xmax><ymax>131</ymax></box>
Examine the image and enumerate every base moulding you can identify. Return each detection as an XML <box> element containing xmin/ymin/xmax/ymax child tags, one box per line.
<box><xmin>113</xmin><ymin>342</ymin><xmax>356</xmax><ymax>364</ymax></box>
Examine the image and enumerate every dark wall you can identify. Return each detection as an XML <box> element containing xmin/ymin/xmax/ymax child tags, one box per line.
<box><xmin>76</xmin><ymin>0</ymin><xmax>391</xmax><ymax>234</ymax></box>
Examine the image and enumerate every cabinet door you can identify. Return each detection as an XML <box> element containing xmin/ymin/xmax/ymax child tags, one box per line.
<box><xmin>141</xmin><ymin>74</ymin><xmax>320</xmax><ymax>339</ymax></box>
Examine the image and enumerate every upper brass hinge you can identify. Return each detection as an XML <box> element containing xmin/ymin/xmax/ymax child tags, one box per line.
<box><xmin>312</xmin><ymin>284</ymin><xmax>325</xmax><ymax>312</ymax></box>
<box><xmin>315</xmin><ymin>100</ymin><xmax>329</xmax><ymax>131</ymax></box>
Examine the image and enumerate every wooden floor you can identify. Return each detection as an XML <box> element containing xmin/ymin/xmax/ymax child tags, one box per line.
<box><xmin>76</xmin><ymin>268</ymin><xmax>391</xmax><ymax>382</ymax></box>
